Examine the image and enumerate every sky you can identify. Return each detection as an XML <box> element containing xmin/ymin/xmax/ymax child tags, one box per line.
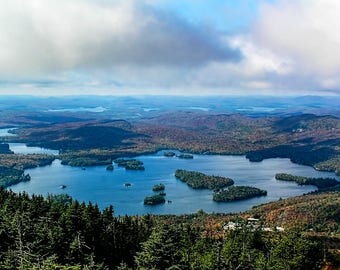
<box><xmin>0</xmin><ymin>0</ymin><xmax>340</xmax><ymax>96</ymax></box>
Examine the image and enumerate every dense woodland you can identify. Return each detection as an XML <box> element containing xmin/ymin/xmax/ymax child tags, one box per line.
<box><xmin>213</xmin><ymin>186</ymin><xmax>267</xmax><ymax>202</ymax></box>
<box><xmin>0</xmin><ymin>166</ymin><xmax>30</xmax><ymax>188</ymax></box>
<box><xmin>0</xmin><ymin>154</ymin><xmax>55</xmax><ymax>188</ymax></box>
<box><xmin>0</xmin><ymin>188</ymin><xmax>339</xmax><ymax>269</ymax></box>
<box><xmin>152</xmin><ymin>184</ymin><xmax>165</xmax><ymax>192</ymax></box>
<box><xmin>2</xmin><ymin>113</ymin><xmax>339</xmax><ymax>176</ymax></box>
<box><xmin>114</xmin><ymin>159</ymin><xmax>145</xmax><ymax>170</ymax></box>
<box><xmin>175</xmin><ymin>170</ymin><xmax>234</xmax><ymax>190</ymax></box>
<box><xmin>275</xmin><ymin>173</ymin><xmax>339</xmax><ymax>189</ymax></box>
<box><xmin>144</xmin><ymin>194</ymin><xmax>166</xmax><ymax>205</ymax></box>
<box><xmin>0</xmin><ymin>111</ymin><xmax>339</xmax><ymax>269</ymax></box>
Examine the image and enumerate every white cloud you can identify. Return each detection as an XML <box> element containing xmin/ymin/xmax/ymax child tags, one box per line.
<box><xmin>255</xmin><ymin>0</ymin><xmax>340</xmax><ymax>77</ymax></box>
<box><xmin>228</xmin><ymin>36</ymin><xmax>291</xmax><ymax>76</ymax></box>
<box><xmin>241</xmin><ymin>80</ymin><xmax>272</xmax><ymax>89</ymax></box>
<box><xmin>0</xmin><ymin>0</ymin><xmax>239</xmax><ymax>77</ymax></box>
<box><xmin>0</xmin><ymin>0</ymin><xmax>339</xmax><ymax>96</ymax></box>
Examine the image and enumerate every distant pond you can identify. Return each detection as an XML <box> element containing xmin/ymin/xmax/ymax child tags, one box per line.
<box><xmin>8</xmin><ymin>150</ymin><xmax>339</xmax><ymax>216</ymax></box>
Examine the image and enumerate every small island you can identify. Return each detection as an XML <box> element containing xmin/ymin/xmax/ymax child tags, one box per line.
<box><xmin>145</xmin><ymin>183</ymin><xmax>167</xmax><ymax>205</ymax></box>
<box><xmin>106</xmin><ymin>164</ymin><xmax>114</xmax><ymax>171</ymax></box>
<box><xmin>175</xmin><ymin>169</ymin><xmax>234</xmax><ymax>190</ymax></box>
<box><xmin>144</xmin><ymin>194</ymin><xmax>166</xmax><ymax>205</ymax></box>
<box><xmin>213</xmin><ymin>186</ymin><xmax>267</xmax><ymax>202</ymax></box>
<box><xmin>114</xmin><ymin>159</ymin><xmax>145</xmax><ymax>170</ymax></box>
<box><xmin>275</xmin><ymin>173</ymin><xmax>338</xmax><ymax>189</ymax></box>
<box><xmin>164</xmin><ymin>151</ymin><xmax>176</xmax><ymax>157</ymax></box>
<box><xmin>152</xmin><ymin>183</ymin><xmax>165</xmax><ymax>191</ymax></box>
<box><xmin>176</xmin><ymin>154</ymin><xmax>194</xmax><ymax>159</ymax></box>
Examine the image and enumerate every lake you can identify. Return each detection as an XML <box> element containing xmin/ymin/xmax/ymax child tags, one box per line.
<box><xmin>8</xmin><ymin>150</ymin><xmax>339</xmax><ymax>216</ymax></box>
<box><xmin>0</xmin><ymin>128</ymin><xmax>59</xmax><ymax>155</ymax></box>
<box><xmin>8</xmin><ymin>143</ymin><xmax>59</xmax><ymax>155</ymax></box>
<box><xmin>0</xmin><ymin>128</ymin><xmax>17</xmax><ymax>137</ymax></box>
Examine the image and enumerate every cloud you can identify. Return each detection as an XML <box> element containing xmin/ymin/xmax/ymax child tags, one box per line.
<box><xmin>254</xmin><ymin>0</ymin><xmax>340</xmax><ymax>81</ymax></box>
<box><xmin>0</xmin><ymin>0</ymin><xmax>339</xmax><ymax>96</ymax></box>
<box><xmin>0</xmin><ymin>0</ymin><xmax>240</xmax><ymax>77</ymax></box>
<box><xmin>196</xmin><ymin>0</ymin><xmax>340</xmax><ymax>95</ymax></box>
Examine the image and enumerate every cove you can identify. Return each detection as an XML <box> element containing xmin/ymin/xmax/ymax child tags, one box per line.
<box><xmin>0</xmin><ymin>128</ymin><xmax>59</xmax><ymax>155</ymax></box>
<box><xmin>8</xmin><ymin>150</ymin><xmax>339</xmax><ymax>216</ymax></box>
<box><xmin>8</xmin><ymin>143</ymin><xmax>59</xmax><ymax>155</ymax></box>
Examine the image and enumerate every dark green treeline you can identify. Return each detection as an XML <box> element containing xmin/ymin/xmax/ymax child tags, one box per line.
<box><xmin>0</xmin><ymin>188</ymin><xmax>333</xmax><ymax>269</ymax></box>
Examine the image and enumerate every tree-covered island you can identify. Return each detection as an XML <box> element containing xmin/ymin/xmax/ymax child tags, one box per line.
<box><xmin>114</xmin><ymin>159</ymin><xmax>145</xmax><ymax>170</ymax></box>
<box><xmin>213</xmin><ymin>186</ymin><xmax>267</xmax><ymax>202</ymax></box>
<box><xmin>176</xmin><ymin>154</ymin><xmax>194</xmax><ymax>159</ymax></box>
<box><xmin>144</xmin><ymin>194</ymin><xmax>166</xmax><ymax>205</ymax></box>
<box><xmin>106</xmin><ymin>164</ymin><xmax>114</xmax><ymax>170</ymax></box>
<box><xmin>60</xmin><ymin>155</ymin><xmax>112</xmax><ymax>167</ymax></box>
<box><xmin>163</xmin><ymin>151</ymin><xmax>176</xmax><ymax>157</ymax></box>
<box><xmin>145</xmin><ymin>183</ymin><xmax>167</xmax><ymax>205</ymax></box>
<box><xmin>175</xmin><ymin>169</ymin><xmax>234</xmax><ymax>190</ymax></box>
<box><xmin>275</xmin><ymin>173</ymin><xmax>339</xmax><ymax>189</ymax></box>
<box><xmin>152</xmin><ymin>183</ymin><xmax>165</xmax><ymax>191</ymax></box>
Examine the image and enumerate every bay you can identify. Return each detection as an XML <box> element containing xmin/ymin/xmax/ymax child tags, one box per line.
<box><xmin>8</xmin><ymin>143</ymin><xmax>59</xmax><ymax>155</ymax></box>
<box><xmin>0</xmin><ymin>128</ymin><xmax>59</xmax><ymax>155</ymax></box>
<box><xmin>0</xmin><ymin>128</ymin><xmax>17</xmax><ymax>137</ymax></box>
<box><xmin>8</xmin><ymin>150</ymin><xmax>339</xmax><ymax>216</ymax></box>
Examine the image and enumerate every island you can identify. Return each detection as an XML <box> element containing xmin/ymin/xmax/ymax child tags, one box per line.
<box><xmin>164</xmin><ymin>151</ymin><xmax>176</xmax><ymax>157</ymax></box>
<box><xmin>275</xmin><ymin>173</ymin><xmax>339</xmax><ymax>189</ymax></box>
<box><xmin>60</xmin><ymin>156</ymin><xmax>112</xmax><ymax>167</ymax></box>
<box><xmin>106</xmin><ymin>164</ymin><xmax>114</xmax><ymax>171</ymax></box>
<box><xmin>144</xmin><ymin>194</ymin><xmax>166</xmax><ymax>205</ymax></box>
<box><xmin>152</xmin><ymin>183</ymin><xmax>165</xmax><ymax>191</ymax></box>
<box><xmin>175</xmin><ymin>169</ymin><xmax>234</xmax><ymax>190</ymax></box>
<box><xmin>145</xmin><ymin>183</ymin><xmax>167</xmax><ymax>205</ymax></box>
<box><xmin>176</xmin><ymin>154</ymin><xmax>194</xmax><ymax>159</ymax></box>
<box><xmin>114</xmin><ymin>159</ymin><xmax>145</xmax><ymax>170</ymax></box>
<box><xmin>213</xmin><ymin>186</ymin><xmax>267</xmax><ymax>202</ymax></box>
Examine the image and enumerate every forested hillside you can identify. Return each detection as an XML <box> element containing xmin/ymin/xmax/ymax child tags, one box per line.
<box><xmin>3</xmin><ymin>113</ymin><xmax>338</xmax><ymax>175</ymax></box>
<box><xmin>0</xmin><ymin>188</ymin><xmax>338</xmax><ymax>269</ymax></box>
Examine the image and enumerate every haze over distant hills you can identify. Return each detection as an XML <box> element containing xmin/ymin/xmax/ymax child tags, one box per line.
<box><xmin>0</xmin><ymin>95</ymin><xmax>339</xmax><ymax>119</ymax></box>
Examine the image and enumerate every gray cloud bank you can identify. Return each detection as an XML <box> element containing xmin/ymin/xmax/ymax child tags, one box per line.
<box><xmin>0</xmin><ymin>0</ymin><xmax>339</xmax><ymax>96</ymax></box>
<box><xmin>0</xmin><ymin>0</ymin><xmax>240</xmax><ymax>76</ymax></box>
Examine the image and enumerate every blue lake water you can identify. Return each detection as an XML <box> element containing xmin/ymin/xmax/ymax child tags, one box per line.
<box><xmin>8</xmin><ymin>150</ymin><xmax>339</xmax><ymax>216</ymax></box>
<box><xmin>8</xmin><ymin>143</ymin><xmax>59</xmax><ymax>155</ymax></box>
<box><xmin>0</xmin><ymin>128</ymin><xmax>17</xmax><ymax>137</ymax></box>
<box><xmin>0</xmin><ymin>128</ymin><xmax>59</xmax><ymax>155</ymax></box>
